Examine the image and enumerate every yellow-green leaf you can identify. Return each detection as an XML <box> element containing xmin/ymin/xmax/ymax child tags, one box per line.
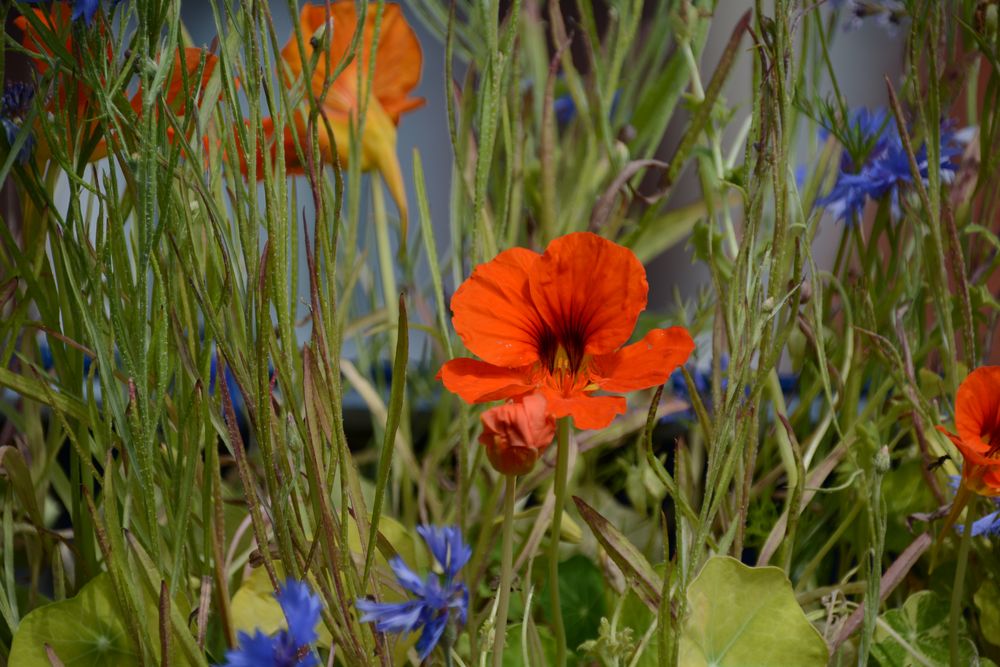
<box><xmin>679</xmin><ymin>556</ymin><xmax>828</xmax><ymax>667</ymax></box>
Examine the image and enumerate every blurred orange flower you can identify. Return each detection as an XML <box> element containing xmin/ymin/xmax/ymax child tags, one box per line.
<box><xmin>479</xmin><ymin>394</ymin><xmax>556</xmax><ymax>476</ymax></box>
<box><xmin>937</xmin><ymin>366</ymin><xmax>1000</xmax><ymax>496</ymax></box>
<box><xmin>15</xmin><ymin>5</ymin><xmax>99</xmax><ymax>117</ymax></box>
<box><xmin>439</xmin><ymin>232</ymin><xmax>695</xmax><ymax>430</ymax></box>
<box><xmin>15</xmin><ymin>6</ymin><xmax>218</xmax><ymax>163</ymax></box>
<box><xmin>255</xmin><ymin>2</ymin><xmax>423</xmax><ymax>221</ymax></box>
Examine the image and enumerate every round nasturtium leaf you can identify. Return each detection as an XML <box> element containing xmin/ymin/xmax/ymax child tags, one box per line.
<box><xmin>872</xmin><ymin>590</ymin><xmax>979</xmax><ymax>666</ymax></box>
<box><xmin>9</xmin><ymin>573</ymin><xmax>138</xmax><ymax>666</ymax></box>
<box><xmin>679</xmin><ymin>556</ymin><xmax>829</xmax><ymax>667</ymax></box>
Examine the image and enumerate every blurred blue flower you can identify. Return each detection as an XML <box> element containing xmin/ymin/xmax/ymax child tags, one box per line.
<box><xmin>1</xmin><ymin>82</ymin><xmax>35</xmax><ymax>164</ymax></box>
<box><xmin>221</xmin><ymin>579</ymin><xmax>322</xmax><ymax>667</ymax></box>
<box><xmin>552</xmin><ymin>90</ymin><xmax>621</xmax><ymax>126</ymax></box>
<box><xmin>357</xmin><ymin>525</ymin><xmax>470</xmax><ymax>661</ymax></box>
<box><xmin>24</xmin><ymin>0</ymin><xmax>101</xmax><ymax>25</ymax></box>
<box><xmin>210</xmin><ymin>356</ymin><xmax>248</xmax><ymax>424</ymax></box>
<box><xmin>666</xmin><ymin>343</ymin><xmax>808</xmax><ymax>425</ymax></box>
<box><xmin>2</xmin><ymin>82</ymin><xmax>34</xmax><ymax>118</ymax></box>
<box><xmin>70</xmin><ymin>0</ymin><xmax>100</xmax><ymax>24</ymax></box>
<box><xmin>816</xmin><ymin>107</ymin><xmax>963</xmax><ymax>223</ymax></box>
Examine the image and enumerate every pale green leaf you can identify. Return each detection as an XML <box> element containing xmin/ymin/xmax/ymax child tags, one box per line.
<box><xmin>872</xmin><ymin>590</ymin><xmax>979</xmax><ymax>667</ymax></box>
<box><xmin>679</xmin><ymin>556</ymin><xmax>828</xmax><ymax>667</ymax></box>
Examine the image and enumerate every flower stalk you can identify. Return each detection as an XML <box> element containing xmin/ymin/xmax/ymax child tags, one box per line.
<box><xmin>548</xmin><ymin>416</ymin><xmax>571</xmax><ymax>667</ymax></box>
<box><xmin>493</xmin><ymin>474</ymin><xmax>517</xmax><ymax>667</ymax></box>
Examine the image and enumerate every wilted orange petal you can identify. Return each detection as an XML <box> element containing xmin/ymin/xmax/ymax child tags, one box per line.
<box><xmin>370</xmin><ymin>4</ymin><xmax>423</xmax><ymax>122</ymax></box>
<box><xmin>529</xmin><ymin>232</ymin><xmax>648</xmax><ymax>358</ymax></box>
<box><xmin>438</xmin><ymin>358</ymin><xmax>535</xmax><ymax>404</ymax></box>
<box><xmin>591</xmin><ymin>327</ymin><xmax>695</xmax><ymax>393</ymax></box>
<box><xmin>282</xmin><ymin>2</ymin><xmax>423</xmax><ymax>121</ymax></box>
<box><xmin>451</xmin><ymin>247</ymin><xmax>545</xmax><ymax>367</ymax></box>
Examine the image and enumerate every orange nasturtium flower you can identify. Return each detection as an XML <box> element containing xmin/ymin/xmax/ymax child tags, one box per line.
<box><xmin>257</xmin><ymin>2</ymin><xmax>423</xmax><ymax>220</ymax></box>
<box><xmin>937</xmin><ymin>366</ymin><xmax>1000</xmax><ymax>497</ymax></box>
<box><xmin>479</xmin><ymin>394</ymin><xmax>556</xmax><ymax>476</ymax></box>
<box><xmin>439</xmin><ymin>232</ymin><xmax>696</xmax><ymax>430</ymax></box>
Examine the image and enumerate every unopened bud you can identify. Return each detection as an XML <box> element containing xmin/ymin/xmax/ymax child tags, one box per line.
<box><xmin>874</xmin><ymin>446</ymin><xmax>891</xmax><ymax>475</ymax></box>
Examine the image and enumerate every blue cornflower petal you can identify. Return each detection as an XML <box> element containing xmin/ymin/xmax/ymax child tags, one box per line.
<box><xmin>72</xmin><ymin>0</ymin><xmax>101</xmax><ymax>24</ymax></box>
<box><xmin>969</xmin><ymin>511</ymin><xmax>1000</xmax><ymax>537</ymax></box>
<box><xmin>416</xmin><ymin>613</ymin><xmax>449</xmax><ymax>661</ymax></box>
<box><xmin>221</xmin><ymin>630</ymin><xmax>278</xmax><ymax>667</ymax></box>
<box><xmin>219</xmin><ymin>580</ymin><xmax>322</xmax><ymax>667</ymax></box>
<box><xmin>276</xmin><ymin>579</ymin><xmax>322</xmax><ymax>648</ymax></box>
<box><xmin>357</xmin><ymin>599</ymin><xmax>424</xmax><ymax>634</ymax></box>
<box><xmin>23</xmin><ymin>0</ymin><xmax>101</xmax><ymax>26</ymax></box>
<box><xmin>357</xmin><ymin>525</ymin><xmax>470</xmax><ymax>661</ymax></box>
<box><xmin>816</xmin><ymin>107</ymin><xmax>963</xmax><ymax>223</ymax></box>
<box><xmin>388</xmin><ymin>556</ymin><xmax>428</xmax><ymax>596</ymax></box>
<box><xmin>416</xmin><ymin>525</ymin><xmax>471</xmax><ymax>580</ymax></box>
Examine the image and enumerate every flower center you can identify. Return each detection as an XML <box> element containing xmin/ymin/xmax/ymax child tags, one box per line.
<box><xmin>985</xmin><ymin>431</ymin><xmax>1000</xmax><ymax>458</ymax></box>
<box><xmin>538</xmin><ymin>328</ymin><xmax>586</xmax><ymax>376</ymax></box>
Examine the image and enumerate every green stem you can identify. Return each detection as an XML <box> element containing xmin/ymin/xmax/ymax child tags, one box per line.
<box><xmin>950</xmin><ymin>504</ymin><xmax>975</xmax><ymax>667</ymax></box>
<box><xmin>549</xmin><ymin>417</ymin><xmax>571</xmax><ymax>666</ymax></box>
<box><xmin>493</xmin><ymin>475</ymin><xmax>517</xmax><ymax>667</ymax></box>
<box><xmin>372</xmin><ymin>179</ymin><xmax>399</xmax><ymax>333</ymax></box>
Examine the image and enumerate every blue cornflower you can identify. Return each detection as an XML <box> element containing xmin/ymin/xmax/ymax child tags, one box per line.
<box><xmin>1</xmin><ymin>82</ymin><xmax>35</xmax><ymax>164</ymax></box>
<box><xmin>221</xmin><ymin>579</ymin><xmax>322</xmax><ymax>667</ymax></box>
<box><xmin>2</xmin><ymin>82</ymin><xmax>34</xmax><ymax>118</ymax></box>
<box><xmin>816</xmin><ymin>107</ymin><xmax>963</xmax><ymax>223</ymax></box>
<box><xmin>357</xmin><ymin>525</ymin><xmax>470</xmax><ymax>661</ymax></box>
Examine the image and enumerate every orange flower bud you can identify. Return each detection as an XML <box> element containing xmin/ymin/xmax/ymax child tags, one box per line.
<box><xmin>478</xmin><ymin>394</ymin><xmax>556</xmax><ymax>476</ymax></box>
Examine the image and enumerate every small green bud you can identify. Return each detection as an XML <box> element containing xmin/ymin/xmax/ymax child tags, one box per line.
<box><xmin>874</xmin><ymin>446</ymin><xmax>891</xmax><ymax>475</ymax></box>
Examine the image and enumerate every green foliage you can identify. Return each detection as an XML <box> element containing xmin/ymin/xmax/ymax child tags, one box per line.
<box><xmin>540</xmin><ymin>555</ymin><xmax>605</xmax><ymax>654</ymax></box>
<box><xmin>9</xmin><ymin>573</ymin><xmax>182</xmax><ymax>666</ymax></box>
<box><xmin>0</xmin><ymin>0</ymin><xmax>997</xmax><ymax>664</ymax></box>
<box><xmin>872</xmin><ymin>591</ymin><xmax>980</xmax><ymax>666</ymax></box>
<box><xmin>679</xmin><ymin>557</ymin><xmax>828</xmax><ymax>667</ymax></box>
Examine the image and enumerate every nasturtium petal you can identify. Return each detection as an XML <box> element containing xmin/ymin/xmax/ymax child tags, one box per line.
<box><xmin>679</xmin><ymin>556</ymin><xmax>828</xmax><ymax>667</ymax></box>
<box><xmin>529</xmin><ymin>232</ymin><xmax>648</xmax><ymax>357</ymax></box>
<box><xmin>450</xmin><ymin>247</ymin><xmax>544</xmax><ymax>367</ymax></box>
